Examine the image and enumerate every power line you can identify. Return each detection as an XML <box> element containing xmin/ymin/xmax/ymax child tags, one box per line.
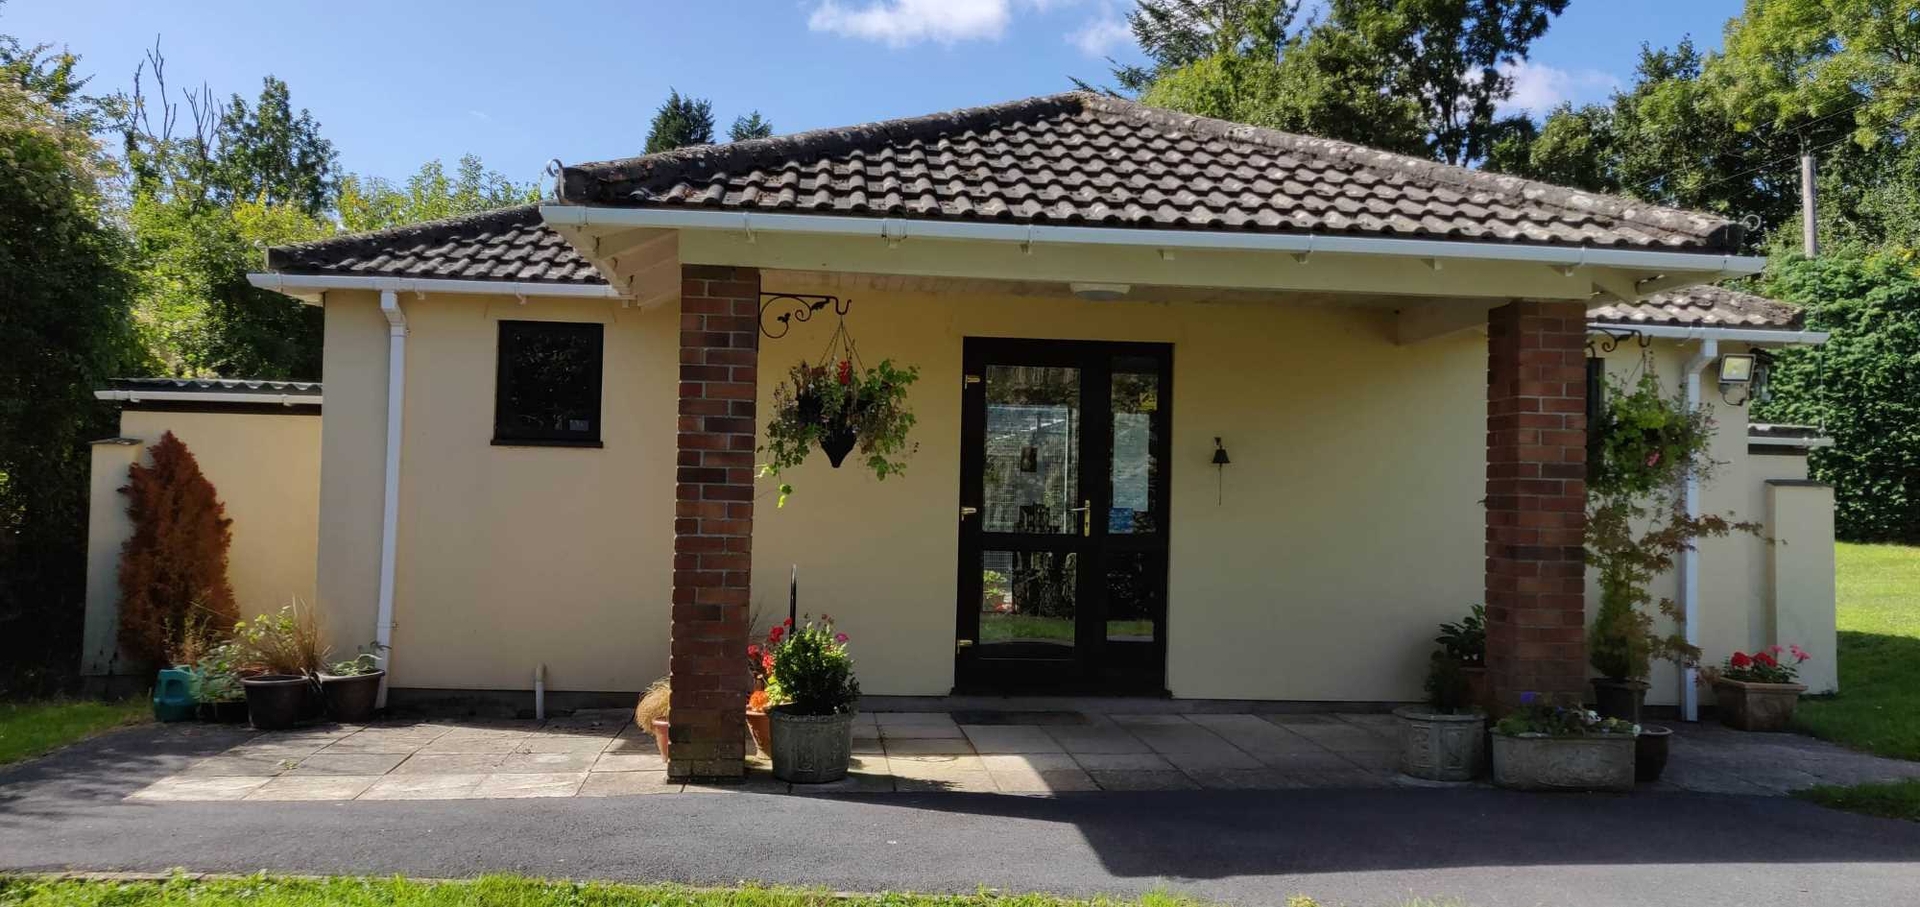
<box><xmin>1627</xmin><ymin>97</ymin><xmax>1873</xmax><ymax>198</ymax></box>
<box><xmin>1631</xmin><ymin>131</ymin><xmax>1858</xmax><ymax>201</ymax></box>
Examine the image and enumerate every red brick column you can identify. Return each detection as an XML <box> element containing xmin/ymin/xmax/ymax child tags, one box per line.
<box><xmin>669</xmin><ymin>264</ymin><xmax>759</xmax><ymax>781</ymax></box>
<box><xmin>1485</xmin><ymin>300</ymin><xmax>1588</xmax><ymax>711</ymax></box>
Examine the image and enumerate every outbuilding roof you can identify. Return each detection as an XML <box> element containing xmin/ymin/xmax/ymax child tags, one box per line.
<box><xmin>1589</xmin><ymin>284</ymin><xmax>1806</xmax><ymax>331</ymax></box>
<box><xmin>266</xmin><ymin>205</ymin><xmax>602</xmax><ymax>286</ymax></box>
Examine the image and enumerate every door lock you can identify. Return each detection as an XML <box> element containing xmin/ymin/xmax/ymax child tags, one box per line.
<box><xmin>1068</xmin><ymin>499</ymin><xmax>1092</xmax><ymax>536</ymax></box>
<box><xmin>960</xmin><ymin>505</ymin><xmax>979</xmax><ymax>521</ymax></box>
<box><xmin>956</xmin><ymin>638</ymin><xmax>975</xmax><ymax>652</ymax></box>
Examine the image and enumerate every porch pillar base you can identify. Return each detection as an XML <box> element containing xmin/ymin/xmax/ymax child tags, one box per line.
<box><xmin>668</xmin><ymin>264</ymin><xmax>760</xmax><ymax>781</ymax></box>
<box><xmin>1484</xmin><ymin>300</ymin><xmax>1588</xmax><ymax>711</ymax></box>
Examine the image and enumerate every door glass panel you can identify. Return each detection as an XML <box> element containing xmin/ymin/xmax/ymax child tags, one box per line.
<box><xmin>983</xmin><ymin>365</ymin><xmax>1081</xmax><ymax>534</ymax></box>
<box><xmin>981</xmin><ymin>550</ymin><xmax>1078</xmax><ymax>651</ymax></box>
<box><xmin>1108</xmin><ymin>357</ymin><xmax>1161</xmax><ymax>535</ymax></box>
<box><xmin>1104</xmin><ymin>551</ymin><xmax>1159</xmax><ymax>642</ymax></box>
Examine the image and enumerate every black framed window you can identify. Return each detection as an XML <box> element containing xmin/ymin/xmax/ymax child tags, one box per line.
<box><xmin>493</xmin><ymin>320</ymin><xmax>604</xmax><ymax>447</ymax></box>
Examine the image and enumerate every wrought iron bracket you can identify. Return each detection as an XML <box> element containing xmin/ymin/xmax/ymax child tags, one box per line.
<box><xmin>759</xmin><ymin>293</ymin><xmax>851</xmax><ymax>340</ymax></box>
<box><xmin>1586</xmin><ymin>326</ymin><xmax>1650</xmax><ymax>357</ymax></box>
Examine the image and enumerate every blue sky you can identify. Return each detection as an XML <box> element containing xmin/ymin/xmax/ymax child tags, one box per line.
<box><xmin>7</xmin><ymin>0</ymin><xmax>1745</xmax><ymax>188</ymax></box>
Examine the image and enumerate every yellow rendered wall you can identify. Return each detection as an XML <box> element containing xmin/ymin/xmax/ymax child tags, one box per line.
<box><xmin>80</xmin><ymin>410</ymin><xmax>321</xmax><ymax>674</ymax></box>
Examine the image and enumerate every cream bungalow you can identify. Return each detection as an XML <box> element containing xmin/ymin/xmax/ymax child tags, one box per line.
<box><xmin>82</xmin><ymin>93</ymin><xmax>1835</xmax><ymax>779</ymax></box>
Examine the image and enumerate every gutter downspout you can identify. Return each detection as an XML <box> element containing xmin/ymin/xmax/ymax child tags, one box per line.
<box><xmin>375</xmin><ymin>289</ymin><xmax>407</xmax><ymax>707</ymax></box>
<box><xmin>1679</xmin><ymin>338</ymin><xmax>1719</xmax><ymax>722</ymax></box>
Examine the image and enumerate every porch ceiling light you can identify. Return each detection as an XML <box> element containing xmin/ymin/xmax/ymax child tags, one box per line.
<box><xmin>1071</xmin><ymin>282</ymin><xmax>1131</xmax><ymax>301</ymax></box>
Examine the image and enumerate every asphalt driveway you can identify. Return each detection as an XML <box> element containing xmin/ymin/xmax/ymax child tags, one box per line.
<box><xmin>4</xmin><ymin>723</ymin><xmax>1919</xmax><ymax>907</ymax></box>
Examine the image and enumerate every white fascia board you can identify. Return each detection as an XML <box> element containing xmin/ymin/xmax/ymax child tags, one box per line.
<box><xmin>247</xmin><ymin>272</ymin><xmax>625</xmax><ymax>301</ymax></box>
<box><xmin>538</xmin><ymin>205</ymin><xmax>1768</xmax><ymax>276</ymax></box>
<box><xmin>94</xmin><ymin>390</ymin><xmax>321</xmax><ymax>406</ymax></box>
<box><xmin>1748</xmin><ymin>435</ymin><xmax>1835</xmax><ymax>449</ymax></box>
<box><xmin>1589</xmin><ymin>324</ymin><xmax>1830</xmax><ymax>345</ymax></box>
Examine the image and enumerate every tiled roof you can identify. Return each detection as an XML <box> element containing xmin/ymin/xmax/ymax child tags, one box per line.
<box><xmin>107</xmin><ymin>377</ymin><xmax>322</xmax><ymax>397</ymax></box>
<box><xmin>265</xmin><ymin>205</ymin><xmax>601</xmax><ymax>285</ymax></box>
<box><xmin>1590</xmin><ymin>285</ymin><xmax>1805</xmax><ymax>330</ymax></box>
<box><xmin>556</xmin><ymin>92</ymin><xmax>1744</xmax><ymax>253</ymax></box>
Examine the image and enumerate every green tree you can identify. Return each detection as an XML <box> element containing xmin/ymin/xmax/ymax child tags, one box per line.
<box><xmin>337</xmin><ymin>155</ymin><xmax>538</xmax><ymax>232</ymax></box>
<box><xmin>1111</xmin><ymin>0</ymin><xmax>1300</xmax><ymax>92</ymax></box>
<box><xmin>644</xmin><ymin>89</ymin><xmax>714</xmax><ymax>153</ymax></box>
<box><xmin>728</xmin><ymin>111</ymin><xmax>774</xmax><ymax>142</ymax></box>
<box><xmin>0</xmin><ymin>25</ymin><xmax>138</xmax><ymax>692</ymax></box>
<box><xmin>208</xmin><ymin>76</ymin><xmax>338</xmax><ymax>216</ymax></box>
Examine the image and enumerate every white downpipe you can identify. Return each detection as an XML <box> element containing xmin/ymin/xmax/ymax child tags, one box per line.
<box><xmin>534</xmin><ymin>664</ymin><xmax>547</xmax><ymax>721</ymax></box>
<box><xmin>374</xmin><ymin>289</ymin><xmax>407</xmax><ymax>708</ymax></box>
<box><xmin>1679</xmin><ymin>337</ymin><xmax>1718</xmax><ymax>722</ymax></box>
<box><xmin>539</xmin><ymin>205</ymin><xmax>1770</xmax><ymax>276</ymax></box>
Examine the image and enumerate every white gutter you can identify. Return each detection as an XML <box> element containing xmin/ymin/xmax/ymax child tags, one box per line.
<box><xmin>374</xmin><ymin>289</ymin><xmax>406</xmax><ymax>708</ymax></box>
<box><xmin>94</xmin><ymin>390</ymin><xmax>321</xmax><ymax>406</ymax></box>
<box><xmin>1678</xmin><ymin>337</ymin><xmax>1719</xmax><ymax>722</ymax></box>
<box><xmin>1748</xmin><ymin>434</ymin><xmax>1835</xmax><ymax>450</ymax></box>
<box><xmin>1589</xmin><ymin>324</ymin><xmax>1830</xmax><ymax>346</ymax></box>
<box><xmin>247</xmin><ymin>272</ymin><xmax>625</xmax><ymax>299</ymax></box>
<box><xmin>539</xmin><ymin>205</ymin><xmax>1769</xmax><ymax>275</ymax></box>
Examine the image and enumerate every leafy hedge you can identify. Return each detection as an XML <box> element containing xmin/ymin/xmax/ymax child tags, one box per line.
<box><xmin>1755</xmin><ymin>254</ymin><xmax>1920</xmax><ymax>543</ymax></box>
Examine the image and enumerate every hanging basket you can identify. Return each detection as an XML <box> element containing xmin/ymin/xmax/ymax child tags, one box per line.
<box><xmin>759</xmin><ymin>300</ymin><xmax>921</xmax><ymax>504</ymax></box>
<box><xmin>819</xmin><ymin>423</ymin><xmax>858</xmax><ymax>468</ymax></box>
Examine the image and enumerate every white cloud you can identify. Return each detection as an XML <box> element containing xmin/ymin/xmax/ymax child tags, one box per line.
<box><xmin>808</xmin><ymin>0</ymin><xmax>1015</xmax><ymax>47</ymax></box>
<box><xmin>1067</xmin><ymin>6</ymin><xmax>1130</xmax><ymax>57</ymax></box>
<box><xmin>1500</xmin><ymin>61</ymin><xmax>1621</xmax><ymax>117</ymax></box>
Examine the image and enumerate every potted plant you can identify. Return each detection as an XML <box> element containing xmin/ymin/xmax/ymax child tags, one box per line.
<box><xmin>231</xmin><ymin>603</ymin><xmax>325</xmax><ymax>730</ymax></box>
<box><xmin>185</xmin><ymin>644</ymin><xmax>248</xmax><ymax>723</ymax></box>
<box><xmin>1491</xmin><ymin>693</ymin><xmax>1640</xmax><ymax>792</ymax></box>
<box><xmin>318</xmin><ymin>643</ymin><xmax>387</xmax><ymax>723</ymax></box>
<box><xmin>1703</xmin><ymin>645</ymin><xmax>1811</xmax><ymax>731</ymax></box>
<box><xmin>1393</xmin><ymin>653</ymin><xmax>1486</xmax><ymax>782</ymax></box>
<box><xmin>1434</xmin><ymin>604</ymin><xmax>1487</xmax><ymax>709</ymax></box>
<box><xmin>635</xmin><ymin>678</ymin><xmax>671</xmax><ymax>757</ymax></box>
<box><xmin>745</xmin><ymin>623</ymin><xmax>785</xmax><ymax>756</ymax></box>
<box><xmin>764</xmin><ymin>616</ymin><xmax>860</xmax><ymax>783</ymax></box>
<box><xmin>761</xmin><ymin>358</ymin><xmax>919</xmax><ymax>506</ymax></box>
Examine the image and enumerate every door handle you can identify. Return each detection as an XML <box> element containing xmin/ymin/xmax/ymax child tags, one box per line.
<box><xmin>1068</xmin><ymin>499</ymin><xmax>1091</xmax><ymax>536</ymax></box>
<box><xmin>957</xmin><ymin>638</ymin><xmax>974</xmax><ymax>652</ymax></box>
<box><xmin>960</xmin><ymin>505</ymin><xmax>979</xmax><ymax>522</ymax></box>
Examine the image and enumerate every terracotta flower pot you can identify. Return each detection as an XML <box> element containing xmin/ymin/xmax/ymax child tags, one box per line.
<box><xmin>746</xmin><ymin>708</ymin><xmax>772</xmax><ymax>756</ymax></box>
<box><xmin>1713</xmin><ymin>678</ymin><xmax>1806</xmax><ymax>731</ymax></box>
<box><xmin>650</xmin><ymin>717</ymin><xmax>671</xmax><ymax>760</ymax></box>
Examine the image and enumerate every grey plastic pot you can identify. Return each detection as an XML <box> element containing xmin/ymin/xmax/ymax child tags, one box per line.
<box><xmin>241</xmin><ymin>674</ymin><xmax>310</xmax><ymax>730</ymax></box>
<box><xmin>768</xmin><ymin>707</ymin><xmax>855</xmax><ymax>784</ymax></box>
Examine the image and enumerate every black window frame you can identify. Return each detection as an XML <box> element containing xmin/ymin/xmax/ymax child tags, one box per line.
<box><xmin>492</xmin><ymin>320</ymin><xmax>606</xmax><ymax>448</ymax></box>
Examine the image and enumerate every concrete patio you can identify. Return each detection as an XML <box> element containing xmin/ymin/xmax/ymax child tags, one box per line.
<box><xmin>123</xmin><ymin>708</ymin><xmax>1920</xmax><ymax>801</ymax></box>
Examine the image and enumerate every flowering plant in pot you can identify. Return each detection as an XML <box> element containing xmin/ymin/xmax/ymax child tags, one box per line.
<box><xmin>761</xmin><ymin>358</ymin><xmax>918</xmax><ymax>506</ymax></box>
<box><xmin>764</xmin><ymin>615</ymin><xmax>859</xmax><ymax>783</ymax></box>
<box><xmin>743</xmin><ymin>622</ymin><xmax>788</xmax><ymax>756</ymax></box>
<box><xmin>1701</xmin><ymin>645</ymin><xmax>1811</xmax><ymax>731</ymax></box>
<box><xmin>1490</xmin><ymin>693</ymin><xmax>1640</xmax><ymax>791</ymax></box>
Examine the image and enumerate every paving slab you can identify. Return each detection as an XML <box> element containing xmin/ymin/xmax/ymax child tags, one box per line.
<box><xmin>128</xmin><ymin>775</ymin><xmax>271</xmax><ymax>801</ymax></box>
<box><xmin>357</xmin><ymin>773</ymin><xmax>488</xmax><ymax>800</ymax></box>
<box><xmin>498</xmin><ymin>751</ymin><xmax>601</xmax><ymax>773</ymax></box>
<box><xmin>391</xmin><ymin>753</ymin><xmax>506</xmax><ymax>775</ymax></box>
<box><xmin>1087</xmin><ymin>769</ymin><xmax>1198</xmax><ymax>790</ymax></box>
<box><xmin>179</xmin><ymin>755</ymin><xmax>295</xmax><ymax>777</ymax></box>
<box><xmin>244</xmin><ymin>775</ymin><xmax>378</xmax><ymax>801</ymax></box>
<box><xmin>471</xmin><ymin>772</ymin><xmax>588</xmax><ymax>799</ymax></box>
<box><xmin>961</xmin><ymin>725</ymin><xmax>1065</xmax><ymax>754</ymax></box>
<box><xmin>592</xmin><ymin>752</ymin><xmax>667</xmax><ymax>772</ymax></box>
<box><xmin>577</xmin><ymin>771</ymin><xmax>681</xmax><ymax>797</ymax></box>
<box><xmin>289</xmin><ymin>753</ymin><xmax>408</xmax><ymax>776</ymax></box>
<box><xmin>882</xmin><ymin>737</ymin><xmax>977</xmax><ymax>756</ymax></box>
<box><xmin>1046</xmin><ymin>725</ymin><xmax>1154</xmax><ymax>754</ymax></box>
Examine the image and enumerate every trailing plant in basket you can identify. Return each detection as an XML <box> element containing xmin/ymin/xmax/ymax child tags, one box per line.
<box><xmin>763</xmin><ymin>616</ymin><xmax>859</xmax><ymax>716</ymax></box>
<box><xmin>761</xmin><ymin>358</ymin><xmax>919</xmax><ymax>506</ymax></box>
<box><xmin>1585</xmin><ymin>366</ymin><xmax>1758</xmax><ymax>684</ymax></box>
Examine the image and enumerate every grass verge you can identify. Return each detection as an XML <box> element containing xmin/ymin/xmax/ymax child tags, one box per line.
<box><xmin>1792</xmin><ymin>543</ymin><xmax>1920</xmax><ymax>760</ymax></box>
<box><xmin>1795</xmin><ymin>779</ymin><xmax>1920</xmax><ymax>822</ymax></box>
<box><xmin>0</xmin><ymin>699</ymin><xmax>148</xmax><ymax>766</ymax></box>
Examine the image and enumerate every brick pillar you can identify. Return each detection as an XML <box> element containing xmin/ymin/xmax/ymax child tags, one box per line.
<box><xmin>1485</xmin><ymin>300</ymin><xmax>1588</xmax><ymax>711</ymax></box>
<box><xmin>669</xmin><ymin>264</ymin><xmax>759</xmax><ymax>781</ymax></box>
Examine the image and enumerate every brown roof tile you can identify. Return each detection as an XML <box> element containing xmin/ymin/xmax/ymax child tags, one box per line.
<box><xmin>557</xmin><ymin>92</ymin><xmax>1745</xmax><ymax>253</ymax></box>
<box><xmin>1591</xmin><ymin>285</ymin><xmax>1805</xmax><ymax>330</ymax></box>
<box><xmin>264</xmin><ymin>205</ymin><xmax>601</xmax><ymax>285</ymax></box>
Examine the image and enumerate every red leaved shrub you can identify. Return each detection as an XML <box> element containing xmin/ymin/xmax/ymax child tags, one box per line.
<box><xmin>117</xmin><ymin>431</ymin><xmax>238</xmax><ymax>665</ymax></box>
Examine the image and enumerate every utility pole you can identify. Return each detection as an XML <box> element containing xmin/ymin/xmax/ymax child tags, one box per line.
<box><xmin>1801</xmin><ymin>134</ymin><xmax>1819</xmax><ymax>258</ymax></box>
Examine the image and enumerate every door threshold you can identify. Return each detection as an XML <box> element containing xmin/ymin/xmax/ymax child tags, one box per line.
<box><xmin>864</xmin><ymin>693</ymin><xmax>1401</xmax><ymax>715</ymax></box>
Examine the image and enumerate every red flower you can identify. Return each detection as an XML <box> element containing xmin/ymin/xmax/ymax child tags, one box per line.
<box><xmin>747</xmin><ymin>644</ymin><xmax>760</xmax><ymax>658</ymax></box>
<box><xmin>834</xmin><ymin>632</ymin><xmax>849</xmax><ymax>644</ymax></box>
<box><xmin>783</xmin><ymin>617</ymin><xmax>794</xmax><ymax>626</ymax></box>
<box><xmin>1790</xmin><ymin>644</ymin><xmax>1811</xmax><ymax>662</ymax></box>
<box><xmin>1755</xmin><ymin>651</ymin><xmax>1778</xmax><ymax>668</ymax></box>
<box><xmin>1768</xmin><ymin>645</ymin><xmax>1783</xmax><ymax>655</ymax></box>
<box><xmin>836</xmin><ymin>359</ymin><xmax>853</xmax><ymax>386</ymax></box>
<box><xmin>768</xmin><ymin>625</ymin><xmax>784</xmax><ymax>642</ymax></box>
<box><xmin>1729</xmin><ymin>651</ymin><xmax>1753</xmax><ymax>668</ymax></box>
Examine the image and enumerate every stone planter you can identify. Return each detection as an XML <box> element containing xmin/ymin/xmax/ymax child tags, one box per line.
<box><xmin>769</xmin><ymin>707</ymin><xmax>855</xmax><ymax>784</ymax></box>
<box><xmin>1392</xmin><ymin>706</ymin><xmax>1486</xmax><ymax>782</ymax></box>
<box><xmin>1591</xmin><ymin>678</ymin><xmax>1649</xmax><ymax>723</ymax></box>
<box><xmin>1713</xmin><ymin>678</ymin><xmax>1807</xmax><ymax>731</ymax></box>
<box><xmin>1491</xmin><ymin>733</ymin><xmax>1636</xmax><ymax>792</ymax></box>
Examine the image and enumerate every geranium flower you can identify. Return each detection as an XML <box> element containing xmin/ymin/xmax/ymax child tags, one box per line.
<box><xmin>1790</xmin><ymin>644</ymin><xmax>1810</xmax><ymax>662</ymax></box>
<box><xmin>1755</xmin><ymin>651</ymin><xmax>1778</xmax><ymax>668</ymax></box>
<box><xmin>836</xmin><ymin>359</ymin><xmax>853</xmax><ymax>386</ymax></box>
<box><xmin>834</xmin><ymin>633</ymin><xmax>849</xmax><ymax>644</ymax></box>
<box><xmin>1730</xmin><ymin>651</ymin><xmax>1752</xmax><ymax>668</ymax></box>
<box><xmin>747</xmin><ymin>644</ymin><xmax>760</xmax><ymax>658</ymax></box>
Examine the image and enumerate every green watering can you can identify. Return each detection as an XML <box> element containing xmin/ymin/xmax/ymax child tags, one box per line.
<box><xmin>152</xmin><ymin>668</ymin><xmax>196</xmax><ymax>722</ymax></box>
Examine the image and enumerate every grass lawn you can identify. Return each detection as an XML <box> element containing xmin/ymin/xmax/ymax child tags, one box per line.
<box><xmin>0</xmin><ymin>699</ymin><xmax>148</xmax><ymax>767</ymax></box>
<box><xmin>0</xmin><ymin>875</ymin><xmax>1271</xmax><ymax>907</ymax></box>
<box><xmin>1792</xmin><ymin>543</ymin><xmax>1920</xmax><ymax>761</ymax></box>
<box><xmin>1796</xmin><ymin>779</ymin><xmax>1920</xmax><ymax>822</ymax></box>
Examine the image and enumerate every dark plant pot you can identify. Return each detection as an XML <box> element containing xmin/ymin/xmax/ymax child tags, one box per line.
<box><xmin>319</xmin><ymin>670</ymin><xmax>385</xmax><ymax>723</ymax></box>
<box><xmin>651</xmin><ymin>717</ymin><xmax>671</xmax><ymax>760</ymax></box>
<box><xmin>241</xmin><ymin>674</ymin><xmax>310</xmax><ymax>730</ymax></box>
<box><xmin>1635</xmin><ymin>725</ymin><xmax>1672</xmax><ymax>782</ymax></box>
<box><xmin>197</xmin><ymin>700</ymin><xmax>250</xmax><ymax>724</ymax></box>
<box><xmin>819</xmin><ymin>424</ymin><xmax>857</xmax><ymax>467</ymax></box>
<box><xmin>1591</xmin><ymin>678</ymin><xmax>1649</xmax><ymax>723</ymax></box>
<box><xmin>1460</xmin><ymin>666</ymin><xmax>1490</xmax><ymax>711</ymax></box>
